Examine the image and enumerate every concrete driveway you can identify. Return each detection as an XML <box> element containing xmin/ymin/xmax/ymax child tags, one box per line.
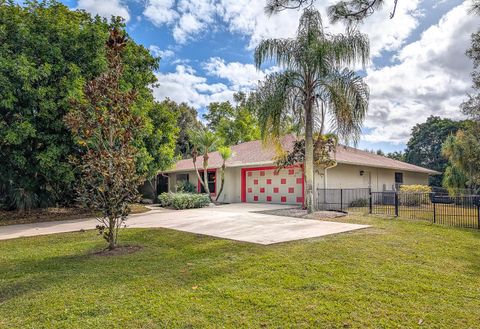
<box><xmin>0</xmin><ymin>203</ymin><xmax>369</xmax><ymax>245</ymax></box>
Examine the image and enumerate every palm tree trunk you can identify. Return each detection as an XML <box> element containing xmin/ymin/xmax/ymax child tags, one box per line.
<box><xmin>304</xmin><ymin>99</ymin><xmax>315</xmax><ymax>213</ymax></box>
<box><xmin>215</xmin><ymin>163</ymin><xmax>226</xmax><ymax>202</ymax></box>
<box><xmin>202</xmin><ymin>154</ymin><xmax>213</xmax><ymax>202</ymax></box>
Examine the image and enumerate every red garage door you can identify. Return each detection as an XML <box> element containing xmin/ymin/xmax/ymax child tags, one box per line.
<box><xmin>242</xmin><ymin>166</ymin><xmax>304</xmax><ymax>205</ymax></box>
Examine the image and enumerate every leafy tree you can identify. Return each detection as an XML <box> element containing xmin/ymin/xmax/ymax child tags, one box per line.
<box><xmin>265</xmin><ymin>0</ymin><xmax>399</xmax><ymax>22</ymax></box>
<box><xmin>0</xmin><ymin>1</ymin><xmax>161</xmax><ymax>210</ymax></box>
<box><xmin>204</xmin><ymin>92</ymin><xmax>260</xmax><ymax>146</ymax></box>
<box><xmin>404</xmin><ymin>116</ymin><xmax>465</xmax><ymax>187</ymax></box>
<box><xmin>254</xmin><ymin>8</ymin><xmax>369</xmax><ymax>213</ymax></box>
<box><xmin>138</xmin><ymin>101</ymin><xmax>179</xmax><ymax>199</ymax></box>
<box><xmin>65</xmin><ymin>28</ymin><xmax>143</xmax><ymax>250</ymax></box>
<box><xmin>442</xmin><ymin>162</ymin><xmax>469</xmax><ymax>195</ymax></box>
<box><xmin>442</xmin><ymin>127</ymin><xmax>480</xmax><ymax>194</ymax></box>
<box><xmin>462</xmin><ymin>12</ymin><xmax>480</xmax><ymax>121</ymax></box>
<box><xmin>204</xmin><ymin>101</ymin><xmax>235</xmax><ymax>132</ymax></box>
<box><xmin>386</xmin><ymin>151</ymin><xmax>405</xmax><ymax>161</ymax></box>
<box><xmin>159</xmin><ymin>99</ymin><xmax>203</xmax><ymax>159</ymax></box>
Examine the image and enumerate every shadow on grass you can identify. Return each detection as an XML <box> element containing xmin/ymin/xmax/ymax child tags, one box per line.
<box><xmin>0</xmin><ymin>228</ymin><xmax>266</xmax><ymax>304</ymax></box>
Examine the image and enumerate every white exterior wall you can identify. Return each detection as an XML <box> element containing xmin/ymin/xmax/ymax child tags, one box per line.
<box><xmin>314</xmin><ymin>163</ymin><xmax>429</xmax><ymax>192</ymax></box>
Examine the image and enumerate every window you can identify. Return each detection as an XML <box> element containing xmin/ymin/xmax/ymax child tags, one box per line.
<box><xmin>200</xmin><ymin>171</ymin><xmax>216</xmax><ymax>194</ymax></box>
<box><xmin>394</xmin><ymin>172</ymin><xmax>404</xmax><ymax>184</ymax></box>
<box><xmin>394</xmin><ymin>172</ymin><xmax>404</xmax><ymax>191</ymax></box>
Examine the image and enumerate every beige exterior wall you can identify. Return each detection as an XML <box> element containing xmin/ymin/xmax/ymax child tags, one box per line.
<box><xmin>314</xmin><ymin>163</ymin><xmax>429</xmax><ymax>192</ymax></box>
<box><xmin>167</xmin><ymin>163</ymin><xmax>430</xmax><ymax>204</ymax></box>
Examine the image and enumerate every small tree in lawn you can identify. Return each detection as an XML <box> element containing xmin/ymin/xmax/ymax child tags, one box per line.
<box><xmin>65</xmin><ymin>28</ymin><xmax>143</xmax><ymax>250</ymax></box>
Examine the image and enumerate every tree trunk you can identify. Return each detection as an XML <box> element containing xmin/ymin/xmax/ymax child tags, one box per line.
<box><xmin>108</xmin><ymin>217</ymin><xmax>116</xmax><ymax>250</ymax></box>
<box><xmin>304</xmin><ymin>99</ymin><xmax>315</xmax><ymax>213</ymax></box>
<box><xmin>202</xmin><ymin>153</ymin><xmax>213</xmax><ymax>202</ymax></box>
<box><xmin>215</xmin><ymin>162</ymin><xmax>226</xmax><ymax>202</ymax></box>
<box><xmin>192</xmin><ymin>155</ymin><xmax>206</xmax><ymax>192</ymax></box>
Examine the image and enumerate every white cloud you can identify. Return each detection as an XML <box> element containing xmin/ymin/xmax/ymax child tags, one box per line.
<box><xmin>153</xmin><ymin>58</ymin><xmax>277</xmax><ymax>108</ymax></box>
<box><xmin>148</xmin><ymin>45</ymin><xmax>175</xmax><ymax>59</ymax></box>
<box><xmin>363</xmin><ymin>2</ymin><xmax>477</xmax><ymax>144</ymax></box>
<box><xmin>143</xmin><ymin>0</ymin><xmax>178</xmax><ymax>26</ymax></box>
<box><xmin>143</xmin><ymin>0</ymin><xmax>422</xmax><ymax>56</ymax></box>
<box><xmin>202</xmin><ymin>57</ymin><xmax>278</xmax><ymax>89</ymax></box>
<box><xmin>144</xmin><ymin>0</ymin><xmax>217</xmax><ymax>43</ymax></box>
<box><xmin>153</xmin><ymin>65</ymin><xmax>234</xmax><ymax>108</ymax></box>
<box><xmin>77</xmin><ymin>0</ymin><xmax>130</xmax><ymax>22</ymax></box>
<box><xmin>217</xmin><ymin>0</ymin><xmax>303</xmax><ymax>49</ymax></box>
<box><xmin>356</xmin><ymin>0</ymin><xmax>422</xmax><ymax>57</ymax></box>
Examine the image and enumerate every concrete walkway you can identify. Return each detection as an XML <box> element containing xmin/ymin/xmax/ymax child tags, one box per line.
<box><xmin>0</xmin><ymin>203</ymin><xmax>369</xmax><ymax>245</ymax></box>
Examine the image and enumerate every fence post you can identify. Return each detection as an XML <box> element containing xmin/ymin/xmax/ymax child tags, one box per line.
<box><xmin>369</xmin><ymin>188</ymin><xmax>372</xmax><ymax>214</ymax></box>
<box><xmin>340</xmin><ymin>189</ymin><xmax>343</xmax><ymax>212</ymax></box>
<box><xmin>477</xmin><ymin>205</ymin><xmax>480</xmax><ymax>230</ymax></box>
<box><xmin>394</xmin><ymin>192</ymin><xmax>399</xmax><ymax>217</ymax></box>
<box><xmin>433</xmin><ymin>200</ymin><xmax>436</xmax><ymax>224</ymax></box>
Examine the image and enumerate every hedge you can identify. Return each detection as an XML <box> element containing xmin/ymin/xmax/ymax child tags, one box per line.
<box><xmin>399</xmin><ymin>185</ymin><xmax>432</xmax><ymax>206</ymax></box>
<box><xmin>159</xmin><ymin>192</ymin><xmax>210</xmax><ymax>210</ymax></box>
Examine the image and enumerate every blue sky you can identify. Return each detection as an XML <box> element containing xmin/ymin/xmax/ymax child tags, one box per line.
<box><xmin>20</xmin><ymin>0</ymin><xmax>478</xmax><ymax>152</ymax></box>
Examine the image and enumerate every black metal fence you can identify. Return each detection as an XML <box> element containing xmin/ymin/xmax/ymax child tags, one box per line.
<box><xmin>316</xmin><ymin>188</ymin><xmax>480</xmax><ymax>229</ymax></box>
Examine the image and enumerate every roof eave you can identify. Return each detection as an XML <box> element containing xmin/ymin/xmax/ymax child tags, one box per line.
<box><xmin>336</xmin><ymin>160</ymin><xmax>440</xmax><ymax>175</ymax></box>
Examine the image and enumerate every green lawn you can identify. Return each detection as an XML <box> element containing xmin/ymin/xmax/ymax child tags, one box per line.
<box><xmin>1</xmin><ymin>215</ymin><xmax>479</xmax><ymax>328</ymax></box>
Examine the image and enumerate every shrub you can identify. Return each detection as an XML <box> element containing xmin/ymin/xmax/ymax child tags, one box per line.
<box><xmin>177</xmin><ymin>181</ymin><xmax>197</xmax><ymax>193</ymax></box>
<box><xmin>159</xmin><ymin>192</ymin><xmax>210</xmax><ymax>210</ymax></box>
<box><xmin>399</xmin><ymin>185</ymin><xmax>432</xmax><ymax>193</ymax></box>
<box><xmin>399</xmin><ymin>185</ymin><xmax>432</xmax><ymax>207</ymax></box>
<box><xmin>349</xmin><ymin>198</ymin><xmax>368</xmax><ymax>207</ymax></box>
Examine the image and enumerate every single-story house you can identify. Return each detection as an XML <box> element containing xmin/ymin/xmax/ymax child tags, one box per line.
<box><xmin>145</xmin><ymin>135</ymin><xmax>438</xmax><ymax>206</ymax></box>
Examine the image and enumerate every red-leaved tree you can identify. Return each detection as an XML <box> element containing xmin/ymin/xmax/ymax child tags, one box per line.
<box><xmin>65</xmin><ymin>28</ymin><xmax>143</xmax><ymax>250</ymax></box>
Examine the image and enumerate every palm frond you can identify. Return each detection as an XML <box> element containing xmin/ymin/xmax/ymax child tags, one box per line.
<box><xmin>297</xmin><ymin>7</ymin><xmax>324</xmax><ymax>40</ymax></box>
<box><xmin>328</xmin><ymin>28</ymin><xmax>370</xmax><ymax>68</ymax></box>
<box><xmin>253</xmin><ymin>72</ymin><xmax>300</xmax><ymax>141</ymax></box>
<box><xmin>254</xmin><ymin>38</ymin><xmax>297</xmax><ymax>69</ymax></box>
<box><xmin>188</xmin><ymin>129</ymin><xmax>218</xmax><ymax>154</ymax></box>
<box><xmin>322</xmin><ymin>68</ymin><xmax>369</xmax><ymax>145</ymax></box>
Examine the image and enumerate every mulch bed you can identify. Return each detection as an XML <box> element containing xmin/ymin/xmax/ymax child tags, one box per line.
<box><xmin>0</xmin><ymin>204</ymin><xmax>150</xmax><ymax>226</ymax></box>
<box><xmin>257</xmin><ymin>207</ymin><xmax>346</xmax><ymax>220</ymax></box>
<box><xmin>0</xmin><ymin>207</ymin><xmax>94</xmax><ymax>226</ymax></box>
<box><xmin>91</xmin><ymin>245</ymin><xmax>143</xmax><ymax>257</ymax></box>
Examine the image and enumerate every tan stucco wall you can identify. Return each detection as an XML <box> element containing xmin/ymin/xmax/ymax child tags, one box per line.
<box><xmin>167</xmin><ymin>163</ymin><xmax>430</xmax><ymax>204</ymax></box>
<box><xmin>314</xmin><ymin>163</ymin><xmax>429</xmax><ymax>192</ymax></box>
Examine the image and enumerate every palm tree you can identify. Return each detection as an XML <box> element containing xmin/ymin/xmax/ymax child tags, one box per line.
<box><xmin>254</xmin><ymin>8</ymin><xmax>370</xmax><ymax>213</ymax></box>
<box><xmin>189</xmin><ymin>129</ymin><xmax>218</xmax><ymax>201</ymax></box>
<box><xmin>216</xmin><ymin>146</ymin><xmax>232</xmax><ymax>201</ymax></box>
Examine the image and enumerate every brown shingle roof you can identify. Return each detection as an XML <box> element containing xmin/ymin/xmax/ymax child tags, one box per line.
<box><xmin>166</xmin><ymin>135</ymin><xmax>439</xmax><ymax>175</ymax></box>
